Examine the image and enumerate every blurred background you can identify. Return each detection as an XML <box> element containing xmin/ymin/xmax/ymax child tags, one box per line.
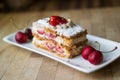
<box><xmin>0</xmin><ymin>0</ymin><xmax>120</xmax><ymax>12</ymax></box>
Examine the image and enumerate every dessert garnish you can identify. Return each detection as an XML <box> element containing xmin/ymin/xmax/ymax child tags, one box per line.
<box><xmin>81</xmin><ymin>46</ymin><xmax>95</xmax><ymax>60</ymax></box>
<box><xmin>15</xmin><ymin>28</ymin><xmax>33</xmax><ymax>43</ymax></box>
<box><xmin>88</xmin><ymin>50</ymin><xmax>103</xmax><ymax>65</ymax></box>
<box><xmin>50</xmin><ymin>16</ymin><xmax>67</xmax><ymax>26</ymax></box>
<box><xmin>81</xmin><ymin>41</ymin><xmax>118</xmax><ymax>65</ymax></box>
<box><xmin>10</xmin><ymin>18</ymin><xmax>33</xmax><ymax>43</ymax></box>
<box><xmin>15</xmin><ymin>31</ymin><xmax>28</xmax><ymax>43</ymax></box>
<box><xmin>25</xmin><ymin>28</ymin><xmax>33</xmax><ymax>40</ymax></box>
<box><xmin>66</xmin><ymin>19</ymin><xmax>74</xmax><ymax>28</ymax></box>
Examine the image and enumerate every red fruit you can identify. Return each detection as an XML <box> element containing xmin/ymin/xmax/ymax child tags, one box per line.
<box><xmin>25</xmin><ymin>28</ymin><xmax>33</xmax><ymax>40</ymax></box>
<box><xmin>55</xmin><ymin>46</ymin><xmax>64</xmax><ymax>53</ymax></box>
<box><xmin>50</xmin><ymin>16</ymin><xmax>67</xmax><ymax>26</ymax></box>
<box><xmin>88</xmin><ymin>50</ymin><xmax>103</xmax><ymax>65</ymax></box>
<box><xmin>81</xmin><ymin>46</ymin><xmax>95</xmax><ymax>60</ymax></box>
<box><xmin>46</xmin><ymin>42</ymin><xmax>56</xmax><ymax>50</ymax></box>
<box><xmin>37</xmin><ymin>30</ymin><xmax>45</xmax><ymax>35</ymax></box>
<box><xmin>15</xmin><ymin>31</ymin><xmax>28</xmax><ymax>43</ymax></box>
<box><xmin>47</xmin><ymin>33</ymin><xmax>56</xmax><ymax>39</ymax></box>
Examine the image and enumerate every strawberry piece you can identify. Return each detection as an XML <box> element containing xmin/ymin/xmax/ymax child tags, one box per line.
<box><xmin>50</xmin><ymin>16</ymin><xmax>67</xmax><ymax>26</ymax></box>
<box><xmin>47</xmin><ymin>33</ymin><xmax>56</xmax><ymax>39</ymax></box>
<box><xmin>37</xmin><ymin>30</ymin><xmax>45</xmax><ymax>35</ymax></box>
<box><xmin>46</xmin><ymin>42</ymin><xmax>56</xmax><ymax>50</ymax></box>
<box><xmin>55</xmin><ymin>46</ymin><xmax>64</xmax><ymax>53</ymax></box>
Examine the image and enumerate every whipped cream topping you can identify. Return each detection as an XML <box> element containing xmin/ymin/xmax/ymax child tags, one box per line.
<box><xmin>32</xmin><ymin>18</ymin><xmax>85</xmax><ymax>38</ymax></box>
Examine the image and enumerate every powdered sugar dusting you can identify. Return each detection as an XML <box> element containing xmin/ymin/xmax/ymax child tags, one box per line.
<box><xmin>56</xmin><ymin>24</ymin><xmax>85</xmax><ymax>37</ymax></box>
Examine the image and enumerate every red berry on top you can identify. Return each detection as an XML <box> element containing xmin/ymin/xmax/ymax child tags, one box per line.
<box><xmin>50</xmin><ymin>16</ymin><xmax>67</xmax><ymax>26</ymax></box>
<box><xmin>81</xmin><ymin>46</ymin><xmax>95</xmax><ymax>60</ymax></box>
<box><xmin>15</xmin><ymin>31</ymin><xmax>28</xmax><ymax>43</ymax></box>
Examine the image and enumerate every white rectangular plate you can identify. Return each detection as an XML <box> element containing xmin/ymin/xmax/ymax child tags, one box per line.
<box><xmin>3</xmin><ymin>31</ymin><xmax>120</xmax><ymax>73</ymax></box>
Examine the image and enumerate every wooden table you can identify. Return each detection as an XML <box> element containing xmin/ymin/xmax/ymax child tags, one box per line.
<box><xmin>0</xmin><ymin>7</ymin><xmax>120</xmax><ymax>80</ymax></box>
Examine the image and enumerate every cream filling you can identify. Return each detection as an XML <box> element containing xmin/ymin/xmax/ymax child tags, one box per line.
<box><xmin>33</xmin><ymin>37</ymin><xmax>66</xmax><ymax>55</ymax></box>
<box><xmin>32</xmin><ymin>29</ymin><xmax>86</xmax><ymax>46</ymax></box>
<box><xmin>33</xmin><ymin>36</ymin><xmax>84</xmax><ymax>56</ymax></box>
<box><xmin>55</xmin><ymin>36</ymin><xmax>87</xmax><ymax>46</ymax></box>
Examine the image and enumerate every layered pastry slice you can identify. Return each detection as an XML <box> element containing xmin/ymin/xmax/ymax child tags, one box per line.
<box><xmin>32</xmin><ymin>16</ymin><xmax>87</xmax><ymax>59</ymax></box>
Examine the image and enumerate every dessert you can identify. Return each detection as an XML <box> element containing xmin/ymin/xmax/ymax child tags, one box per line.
<box><xmin>32</xmin><ymin>16</ymin><xmax>88</xmax><ymax>58</ymax></box>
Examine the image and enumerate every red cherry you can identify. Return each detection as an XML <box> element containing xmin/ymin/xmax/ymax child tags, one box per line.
<box><xmin>25</xmin><ymin>28</ymin><xmax>33</xmax><ymax>40</ymax></box>
<box><xmin>88</xmin><ymin>50</ymin><xmax>103</xmax><ymax>65</ymax></box>
<box><xmin>50</xmin><ymin>16</ymin><xmax>67</xmax><ymax>26</ymax></box>
<box><xmin>81</xmin><ymin>46</ymin><xmax>95</xmax><ymax>60</ymax></box>
<box><xmin>15</xmin><ymin>31</ymin><xmax>28</xmax><ymax>43</ymax></box>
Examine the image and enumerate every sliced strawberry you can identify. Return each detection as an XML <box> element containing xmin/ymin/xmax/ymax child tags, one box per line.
<box><xmin>55</xmin><ymin>46</ymin><xmax>64</xmax><ymax>53</ymax></box>
<box><xmin>50</xmin><ymin>16</ymin><xmax>59</xmax><ymax>26</ymax></box>
<box><xmin>50</xmin><ymin>16</ymin><xmax>67</xmax><ymax>26</ymax></box>
<box><xmin>47</xmin><ymin>33</ymin><xmax>56</xmax><ymax>39</ymax></box>
<box><xmin>37</xmin><ymin>30</ymin><xmax>45</xmax><ymax>35</ymax></box>
<box><xmin>46</xmin><ymin>41</ymin><xmax>56</xmax><ymax>50</ymax></box>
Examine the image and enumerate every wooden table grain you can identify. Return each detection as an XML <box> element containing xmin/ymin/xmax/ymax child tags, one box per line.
<box><xmin>0</xmin><ymin>7</ymin><xmax>120</xmax><ymax>80</ymax></box>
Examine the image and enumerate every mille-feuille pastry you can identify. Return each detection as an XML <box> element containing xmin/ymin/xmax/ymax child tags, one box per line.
<box><xmin>32</xmin><ymin>16</ymin><xmax>87</xmax><ymax>59</ymax></box>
